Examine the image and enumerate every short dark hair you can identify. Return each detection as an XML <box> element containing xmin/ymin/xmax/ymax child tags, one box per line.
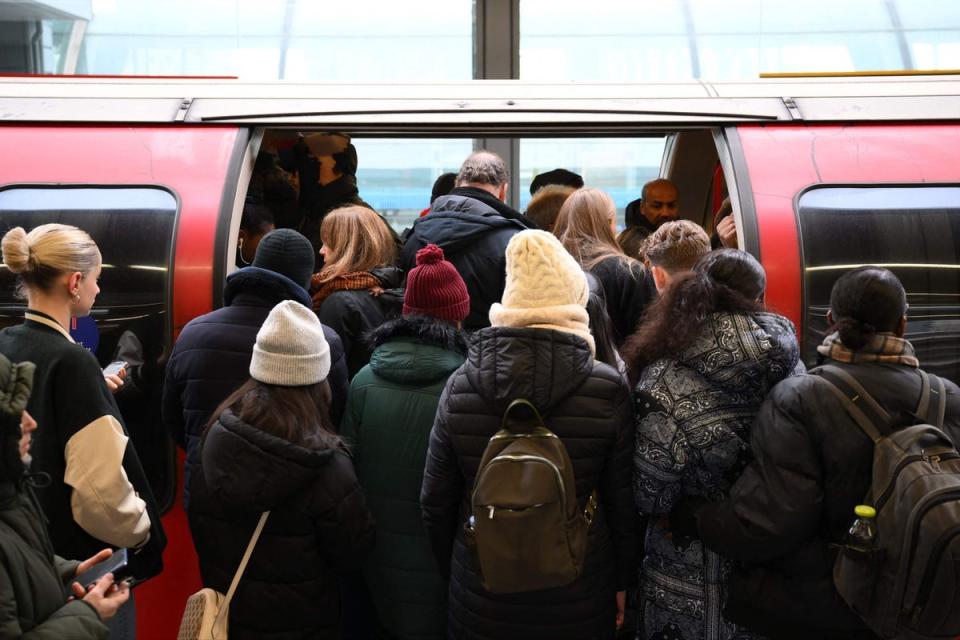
<box><xmin>829</xmin><ymin>267</ymin><xmax>907</xmax><ymax>350</ymax></box>
<box><xmin>430</xmin><ymin>172</ymin><xmax>457</xmax><ymax>203</ymax></box>
<box><xmin>240</xmin><ymin>201</ymin><xmax>275</xmax><ymax>234</ymax></box>
<box><xmin>456</xmin><ymin>151</ymin><xmax>508</xmax><ymax>187</ymax></box>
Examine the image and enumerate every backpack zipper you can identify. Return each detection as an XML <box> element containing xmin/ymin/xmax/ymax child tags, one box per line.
<box><xmin>895</xmin><ymin>488</ymin><xmax>960</xmax><ymax>617</ymax></box>
<box><xmin>910</xmin><ymin>524</ymin><xmax>960</xmax><ymax>624</ymax></box>
<box><xmin>483</xmin><ymin>503</ymin><xmax>548</xmax><ymax>519</ymax></box>
<box><xmin>875</xmin><ymin>452</ymin><xmax>960</xmax><ymax>512</ymax></box>
<box><xmin>475</xmin><ymin>454</ymin><xmax>568</xmax><ymax>518</ymax></box>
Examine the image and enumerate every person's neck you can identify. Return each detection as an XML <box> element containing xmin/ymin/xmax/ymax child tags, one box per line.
<box><xmin>460</xmin><ymin>183</ymin><xmax>503</xmax><ymax>202</ymax></box>
<box><xmin>26</xmin><ymin>294</ymin><xmax>71</xmax><ymax>331</ymax></box>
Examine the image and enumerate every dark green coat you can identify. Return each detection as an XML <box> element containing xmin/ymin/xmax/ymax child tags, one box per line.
<box><xmin>341</xmin><ymin>316</ymin><xmax>466</xmax><ymax>640</ymax></box>
<box><xmin>0</xmin><ymin>482</ymin><xmax>108</xmax><ymax>639</ymax></box>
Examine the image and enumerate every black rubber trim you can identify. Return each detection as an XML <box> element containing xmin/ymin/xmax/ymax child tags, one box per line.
<box><xmin>212</xmin><ymin>128</ymin><xmax>251</xmax><ymax>309</ymax></box>
<box><xmin>721</xmin><ymin>127</ymin><xmax>760</xmax><ymax>261</ymax></box>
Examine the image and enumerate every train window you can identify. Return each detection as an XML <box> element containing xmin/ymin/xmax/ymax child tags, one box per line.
<box><xmin>0</xmin><ymin>186</ymin><xmax>179</xmax><ymax>511</ymax></box>
<box><xmin>797</xmin><ymin>186</ymin><xmax>960</xmax><ymax>384</ymax></box>
<box><xmin>518</xmin><ymin>137</ymin><xmax>667</xmax><ymax>227</ymax></box>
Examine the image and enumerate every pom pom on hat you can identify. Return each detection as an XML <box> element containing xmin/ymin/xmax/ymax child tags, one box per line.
<box><xmin>403</xmin><ymin>244</ymin><xmax>470</xmax><ymax>323</ymax></box>
<box><xmin>250</xmin><ymin>301</ymin><xmax>331</xmax><ymax>386</ymax></box>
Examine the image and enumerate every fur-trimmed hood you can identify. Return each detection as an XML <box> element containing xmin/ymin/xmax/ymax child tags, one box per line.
<box><xmin>366</xmin><ymin>315</ymin><xmax>468</xmax><ymax>353</ymax></box>
<box><xmin>365</xmin><ymin>316</ymin><xmax>467</xmax><ymax>385</ymax></box>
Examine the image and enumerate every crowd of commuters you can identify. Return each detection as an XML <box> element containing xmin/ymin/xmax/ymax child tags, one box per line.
<box><xmin>0</xmin><ymin>142</ymin><xmax>957</xmax><ymax>640</ymax></box>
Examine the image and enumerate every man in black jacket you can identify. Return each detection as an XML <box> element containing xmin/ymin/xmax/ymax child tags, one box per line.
<box><xmin>401</xmin><ymin>150</ymin><xmax>537</xmax><ymax>330</ymax></box>
<box><xmin>681</xmin><ymin>267</ymin><xmax>960</xmax><ymax>640</ymax></box>
<box><xmin>162</xmin><ymin>227</ymin><xmax>348</xmax><ymax>508</ymax></box>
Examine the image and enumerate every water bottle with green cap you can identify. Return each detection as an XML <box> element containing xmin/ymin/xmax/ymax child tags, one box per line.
<box><xmin>847</xmin><ymin>504</ymin><xmax>877</xmax><ymax>551</ymax></box>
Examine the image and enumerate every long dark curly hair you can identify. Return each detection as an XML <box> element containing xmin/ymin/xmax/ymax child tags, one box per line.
<box><xmin>622</xmin><ymin>249</ymin><xmax>766</xmax><ymax>384</ymax></box>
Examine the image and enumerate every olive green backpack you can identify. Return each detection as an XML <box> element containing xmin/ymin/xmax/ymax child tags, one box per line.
<box><xmin>465</xmin><ymin>399</ymin><xmax>597</xmax><ymax>594</ymax></box>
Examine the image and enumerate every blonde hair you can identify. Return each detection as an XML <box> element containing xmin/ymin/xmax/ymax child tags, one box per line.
<box><xmin>553</xmin><ymin>188</ymin><xmax>629</xmax><ymax>271</ymax></box>
<box><xmin>525</xmin><ymin>184</ymin><xmax>575</xmax><ymax>232</ymax></box>
<box><xmin>2</xmin><ymin>224</ymin><xmax>101</xmax><ymax>295</ymax></box>
<box><xmin>642</xmin><ymin>220</ymin><xmax>711</xmax><ymax>273</ymax></box>
<box><xmin>316</xmin><ymin>206</ymin><xmax>397</xmax><ymax>283</ymax></box>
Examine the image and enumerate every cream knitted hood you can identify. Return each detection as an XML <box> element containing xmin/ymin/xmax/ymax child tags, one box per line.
<box><xmin>489</xmin><ymin>230</ymin><xmax>595</xmax><ymax>354</ymax></box>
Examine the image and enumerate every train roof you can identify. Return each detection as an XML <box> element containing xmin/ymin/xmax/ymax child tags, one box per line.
<box><xmin>1</xmin><ymin>74</ymin><xmax>959</xmax><ymax>133</ymax></box>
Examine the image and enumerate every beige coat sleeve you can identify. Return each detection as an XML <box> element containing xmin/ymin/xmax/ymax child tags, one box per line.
<box><xmin>63</xmin><ymin>415</ymin><xmax>151</xmax><ymax>548</ymax></box>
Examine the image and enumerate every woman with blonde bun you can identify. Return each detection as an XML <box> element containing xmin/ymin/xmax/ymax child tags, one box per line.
<box><xmin>0</xmin><ymin>224</ymin><xmax>166</xmax><ymax>639</ymax></box>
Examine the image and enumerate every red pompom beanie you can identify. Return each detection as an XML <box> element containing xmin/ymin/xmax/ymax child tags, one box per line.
<box><xmin>403</xmin><ymin>244</ymin><xmax>470</xmax><ymax>323</ymax></box>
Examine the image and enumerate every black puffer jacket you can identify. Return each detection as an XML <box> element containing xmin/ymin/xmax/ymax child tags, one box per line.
<box><xmin>589</xmin><ymin>256</ymin><xmax>657</xmax><ymax>346</ymax></box>
<box><xmin>162</xmin><ymin>267</ymin><xmax>348</xmax><ymax>507</ymax></box>
<box><xmin>695</xmin><ymin>359</ymin><xmax>960</xmax><ymax>640</ymax></box>
<box><xmin>316</xmin><ymin>266</ymin><xmax>404</xmax><ymax>379</ymax></box>
<box><xmin>188</xmin><ymin>410</ymin><xmax>375</xmax><ymax>640</ymax></box>
<box><xmin>401</xmin><ymin>188</ymin><xmax>535</xmax><ymax>330</ymax></box>
<box><xmin>421</xmin><ymin>327</ymin><xmax>637</xmax><ymax>640</ymax></box>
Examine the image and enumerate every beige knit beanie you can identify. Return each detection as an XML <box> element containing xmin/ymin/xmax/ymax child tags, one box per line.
<box><xmin>250</xmin><ymin>300</ymin><xmax>331</xmax><ymax>386</ymax></box>
<box><xmin>489</xmin><ymin>230</ymin><xmax>595</xmax><ymax>354</ymax></box>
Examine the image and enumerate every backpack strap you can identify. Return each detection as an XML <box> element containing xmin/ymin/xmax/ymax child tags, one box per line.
<box><xmin>923</xmin><ymin>371</ymin><xmax>947</xmax><ymax>429</ymax></box>
<box><xmin>813</xmin><ymin>365</ymin><xmax>886</xmax><ymax>444</ymax></box>
<box><xmin>215</xmin><ymin>511</ymin><xmax>270</xmax><ymax>624</ymax></box>
<box><xmin>501</xmin><ymin>399</ymin><xmax>549</xmax><ymax>435</ymax></box>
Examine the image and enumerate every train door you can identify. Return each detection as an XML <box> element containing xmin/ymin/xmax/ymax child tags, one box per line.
<box><xmin>732</xmin><ymin>124</ymin><xmax>960</xmax><ymax>384</ymax></box>
<box><xmin>0</xmin><ymin>124</ymin><xmax>248</xmax><ymax>639</ymax></box>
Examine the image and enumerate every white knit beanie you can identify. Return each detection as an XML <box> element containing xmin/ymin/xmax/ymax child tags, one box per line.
<box><xmin>489</xmin><ymin>230</ymin><xmax>595</xmax><ymax>354</ymax></box>
<box><xmin>250</xmin><ymin>300</ymin><xmax>331</xmax><ymax>386</ymax></box>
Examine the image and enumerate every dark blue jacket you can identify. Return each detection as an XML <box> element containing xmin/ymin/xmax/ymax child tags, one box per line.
<box><xmin>162</xmin><ymin>267</ymin><xmax>348</xmax><ymax>507</ymax></box>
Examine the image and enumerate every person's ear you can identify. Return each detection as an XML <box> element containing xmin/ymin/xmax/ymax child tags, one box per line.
<box><xmin>497</xmin><ymin>183</ymin><xmax>508</xmax><ymax>203</ymax></box>
<box><xmin>896</xmin><ymin>315</ymin><xmax>908</xmax><ymax>338</ymax></box>
<box><xmin>651</xmin><ymin>265</ymin><xmax>669</xmax><ymax>293</ymax></box>
<box><xmin>66</xmin><ymin>271</ymin><xmax>83</xmax><ymax>298</ymax></box>
<box><xmin>826</xmin><ymin>309</ymin><xmax>834</xmax><ymax>326</ymax></box>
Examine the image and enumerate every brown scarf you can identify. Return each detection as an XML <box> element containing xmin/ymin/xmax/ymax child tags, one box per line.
<box><xmin>310</xmin><ymin>271</ymin><xmax>383</xmax><ymax>311</ymax></box>
<box><xmin>816</xmin><ymin>331</ymin><xmax>919</xmax><ymax>368</ymax></box>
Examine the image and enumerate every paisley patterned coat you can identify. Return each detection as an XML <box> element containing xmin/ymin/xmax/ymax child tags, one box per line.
<box><xmin>633</xmin><ymin>312</ymin><xmax>801</xmax><ymax>640</ymax></box>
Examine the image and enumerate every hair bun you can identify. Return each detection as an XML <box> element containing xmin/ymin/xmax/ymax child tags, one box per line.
<box><xmin>415</xmin><ymin>243</ymin><xmax>445</xmax><ymax>266</ymax></box>
<box><xmin>1</xmin><ymin>227</ymin><xmax>31</xmax><ymax>275</ymax></box>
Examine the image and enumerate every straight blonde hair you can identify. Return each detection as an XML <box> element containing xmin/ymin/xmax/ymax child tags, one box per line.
<box><xmin>316</xmin><ymin>206</ymin><xmax>397</xmax><ymax>284</ymax></box>
<box><xmin>553</xmin><ymin>188</ymin><xmax>629</xmax><ymax>271</ymax></box>
<box><xmin>1</xmin><ymin>224</ymin><xmax>101</xmax><ymax>295</ymax></box>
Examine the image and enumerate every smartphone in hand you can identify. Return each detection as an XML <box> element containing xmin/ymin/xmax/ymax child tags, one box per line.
<box><xmin>102</xmin><ymin>361</ymin><xmax>127</xmax><ymax>377</ymax></box>
<box><xmin>72</xmin><ymin>548</ymin><xmax>131</xmax><ymax>590</ymax></box>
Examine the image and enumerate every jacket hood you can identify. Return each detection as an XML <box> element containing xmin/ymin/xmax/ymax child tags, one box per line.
<box><xmin>224</xmin><ymin>266</ymin><xmax>312</xmax><ymax>308</ymax></box>
<box><xmin>200</xmin><ymin>409</ymin><xmax>337</xmax><ymax>511</ymax></box>
<box><xmin>464</xmin><ymin>326</ymin><xmax>596</xmax><ymax>414</ymax></box>
<box><xmin>672</xmin><ymin>311</ymin><xmax>800</xmax><ymax>395</ymax></box>
<box><xmin>367</xmin><ymin>316</ymin><xmax>467</xmax><ymax>385</ymax></box>
<box><xmin>414</xmin><ymin>193</ymin><xmax>528</xmax><ymax>254</ymax></box>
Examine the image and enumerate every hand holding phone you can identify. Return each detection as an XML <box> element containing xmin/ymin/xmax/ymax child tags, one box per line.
<box><xmin>72</xmin><ymin>548</ymin><xmax>131</xmax><ymax>591</ymax></box>
<box><xmin>102</xmin><ymin>361</ymin><xmax>127</xmax><ymax>378</ymax></box>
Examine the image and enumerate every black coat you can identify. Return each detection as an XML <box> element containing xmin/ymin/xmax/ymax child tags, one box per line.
<box><xmin>316</xmin><ymin>267</ymin><xmax>404</xmax><ymax>379</ymax></box>
<box><xmin>401</xmin><ymin>188</ymin><xmax>535</xmax><ymax>331</ymax></box>
<box><xmin>421</xmin><ymin>327</ymin><xmax>637</xmax><ymax>640</ymax></box>
<box><xmin>589</xmin><ymin>256</ymin><xmax>657</xmax><ymax>347</ymax></box>
<box><xmin>188</xmin><ymin>410</ymin><xmax>375</xmax><ymax>640</ymax></box>
<box><xmin>695</xmin><ymin>359</ymin><xmax>960</xmax><ymax>640</ymax></box>
<box><xmin>162</xmin><ymin>267</ymin><xmax>348</xmax><ymax>507</ymax></box>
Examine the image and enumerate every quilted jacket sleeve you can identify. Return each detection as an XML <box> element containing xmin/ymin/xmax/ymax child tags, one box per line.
<box><xmin>602</xmin><ymin>377</ymin><xmax>639</xmax><ymax>591</ymax></box>
<box><xmin>696</xmin><ymin>381</ymin><xmax>823</xmax><ymax>563</ymax></box>
<box><xmin>0</xmin><ymin>566</ymin><xmax>108</xmax><ymax>640</ymax></box>
<box><xmin>420</xmin><ymin>383</ymin><xmax>463</xmax><ymax>579</ymax></box>
<box><xmin>315</xmin><ymin>450</ymin><xmax>376</xmax><ymax>573</ymax></box>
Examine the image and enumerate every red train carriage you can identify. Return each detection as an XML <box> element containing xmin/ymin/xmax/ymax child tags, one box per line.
<box><xmin>0</xmin><ymin>75</ymin><xmax>958</xmax><ymax>638</ymax></box>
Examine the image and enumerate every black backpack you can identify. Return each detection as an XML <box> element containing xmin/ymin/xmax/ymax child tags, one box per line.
<box><xmin>815</xmin><ymin>364</ymin><xmax>959</xmax><ymax>639</ymax></box>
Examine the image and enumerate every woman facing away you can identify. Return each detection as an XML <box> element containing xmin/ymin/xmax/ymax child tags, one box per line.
<box><xmin>553</xmin><ymin>188</ymin><xmax>657</xmax><ymax>347</ymax></box>
<box><xmin>188</xmin><ymin>300</ymin><xmax>374</xmax><ymax>640</ymax></box>
<box><xmin>310</xmin><ymin>205</ymin><xmax>404</xmax><ymax>378</ymax></box>
<box><xmin>341</xmin><ymin>244</ymin><xmax>471</xmax><ymax>640</ymax></box>
<box><xmin>621</xmin><ymin>249</ymin><xmax>800</xmax><ymax>640</ymax></box>
<box><xmin>0</xmin><ymin>224</ymin><xmax>166</xmax><ymax>639</ymax></box>
<box><xmin>421</xmin><ymin>230</ymin><xmax>637</xmax><ymax>640</ymax></box>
